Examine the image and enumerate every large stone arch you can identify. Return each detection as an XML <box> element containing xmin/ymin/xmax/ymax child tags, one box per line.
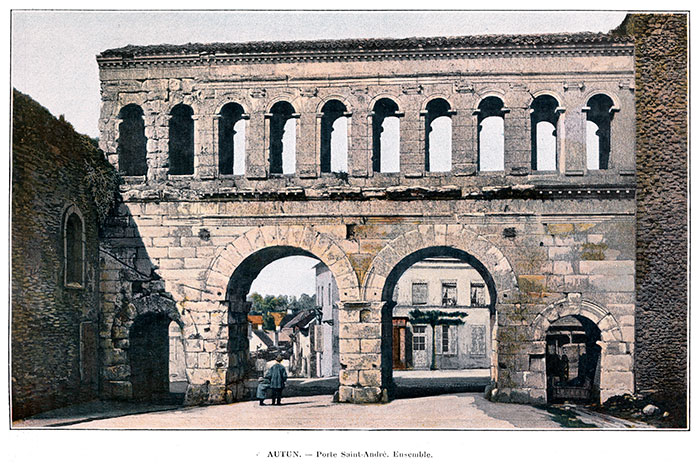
<box><xmin>355</xmin><ymin>224</ymin><xmax>517</xmax><ymax>398</ymax></box>
<box><xmin>204</xmin><ymin>224</ymin><xmax>361</xmax><ymax>302</ymax></box>
<box><xmin>362</xmin><ymin>224</ymin><xmax>517</xmax><ymax>303</ymax></box>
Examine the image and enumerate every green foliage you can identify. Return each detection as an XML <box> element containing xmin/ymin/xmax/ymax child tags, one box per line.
<box><xmin>248</xmin><ymin>292</ymin><xmax>317</xmax><ymax>315</ymax></box>
<box><xmin>262</xmin><ymin>313</ymin><xmax>276</xmax><ymax>331</ymax></box>
<box><xmin>248</xmin><ymin>293</ymin><xmax>289</xmax><ymax>314</ymax></box>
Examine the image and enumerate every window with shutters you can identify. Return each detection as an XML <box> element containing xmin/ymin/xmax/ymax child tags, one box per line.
<box><xmin>470</xmin><ymin>282</ymin><xmax>486</xmax><ymax>307</ymax></box>
<box><xmin>412</xmin><ymin>282</ymin><xmax>428</xmax><ymax>305</ymax></box>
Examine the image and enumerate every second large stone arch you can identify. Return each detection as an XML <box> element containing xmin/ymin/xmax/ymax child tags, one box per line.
<box><xmin>336</xmin><ymin>224</ymin><xmax>518</xmax><ymax>403</ymax></box>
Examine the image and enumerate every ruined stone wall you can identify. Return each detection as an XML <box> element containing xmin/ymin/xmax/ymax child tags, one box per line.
<box><xmin>11</xmin><ymin>90</ymin><xmax>101</xmax><ymax>419</ymax></box>
<box><xmin>96</xmin><ymin>34</ymin><xmax>638</xmax><ymax>405</ymax></box>
<box><xmin>630</xmin><ymin>14</ymin><xmax>688</xmax><ymax>425</ymax></box>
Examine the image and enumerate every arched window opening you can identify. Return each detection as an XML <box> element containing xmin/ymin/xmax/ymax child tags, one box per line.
<box><xmin>320</xmin><ymin>100</ymin><xmax>349</xmax><ymax>174</ymax></box>
<box><xmin>168</xmin><ymin>104</ymin><xmax>195</xmax><ymax>175</ymax></box>
<box><xmin>530</xmin><ymin>95</ymin><xmax>560</xmax><ymax>171</ymax></box>
<box><xmin>424</xmin><ymin>99</ymin><xmax>452</xmax><ymax>172</ymax></box>
<box><xmin>268</xmin><ymin>101</ymin><xmax>297</xmax><ymax>175</ymax></box>
<box><xmin>65</xmin><ymin>211</ymin><xmax>84</xmax><ymax>287</ymax></box>
<box><xmin>219</xmin><ymin>103</ymin><xmax>246</xmax><ymax>176</ymax></box>
<box><xmin>117</xmin><ymin>104</ymin><xmax>147</xmax><ymax>176</ymax></box>
<box><xmin>585</xmin><ymin>94</ymin><xmax>614</xmax><ymax>170</ymax></box>
<box><xmin>372</xmin><ymin>98</ymin><xmax>400</xmax><ymax>173</ymax></box>
<box><xmin>477</xmin><ymin>97</ymin><xmax>506</xmax><ymax>172</ymax></box>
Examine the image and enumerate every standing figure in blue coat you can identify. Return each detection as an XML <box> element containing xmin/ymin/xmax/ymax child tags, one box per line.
<box><xmin>265</xmin><ymin>354</ymin><xmax>288</xmax><ymax>405</ymax></box>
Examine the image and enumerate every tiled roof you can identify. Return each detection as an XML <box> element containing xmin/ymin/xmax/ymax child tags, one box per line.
<box><xmin>98</xmin><ymin>32</ymin><xmax>631</xmax><ymax>58</ymax></box>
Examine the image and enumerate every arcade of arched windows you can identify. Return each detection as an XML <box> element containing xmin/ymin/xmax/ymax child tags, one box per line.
<box><xmin>113</xmin><ymin>91</ymin><xmax>622</xmax><ymax>180</ymax></box>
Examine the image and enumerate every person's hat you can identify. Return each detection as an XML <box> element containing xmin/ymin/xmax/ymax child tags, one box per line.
<box><xmin>276</xmin><ymin>355</ymin><xmax>284</xmax><ymax>362</ymax></box>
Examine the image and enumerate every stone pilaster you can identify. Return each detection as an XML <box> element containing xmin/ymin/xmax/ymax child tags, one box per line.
<box><xmin>452</xmin><ymin>99</ymin><xmax>477</xmax><ymax>176</ymax></box>
<box><xmin>194</xmin><ymin>113</ymin><xmax>216</xmax><ymax>180</ymax></box>
<box><xmin>401</xmin><ymin>101</ymin><xmax>423</xmax><ymax>177</ymax></box>
<box><xmin>297</xmin><ymin>110</ymin><xmax>317</xmax><ymax>178</ymax></box>
<box><xmin>504</xmin><ymin>92</ymin><xmax>531</xmax><ymax>176</ymax></box>
<box><xmin>246</xmin><ymin>111</ymin><xmax>267</xmax><ymax>179</ymax></box>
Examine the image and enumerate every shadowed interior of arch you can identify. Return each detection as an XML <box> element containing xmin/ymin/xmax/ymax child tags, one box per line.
<box><xmin>545</xmin><ymin>314</ymin><xmax>602</xmax><ymax>404</ymax></box>
<box><xmin>379</xmin><ymin>246</ymin><xmax>498</xmax><ymax>399</ymax></box>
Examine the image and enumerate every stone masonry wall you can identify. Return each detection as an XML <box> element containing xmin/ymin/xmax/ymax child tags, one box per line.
<box><xmin>628</xmin><ymin>14</ymin><xmax>688</xmax><ymax>426</ymax></box>
<box><xmin>11</xmin><ymin>90</ymin><xmax>101</xmax><ymax>420</ymax></box>
<box><xmin>99</xmin><ymin>193</ymin><xmax>636</xmax><ymax>404</ymax></box>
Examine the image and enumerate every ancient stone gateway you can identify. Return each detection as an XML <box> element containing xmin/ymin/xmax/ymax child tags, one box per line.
<box><xmin>96</xmin><ymin>31</ymin><xmax>636</xmax><ymax>405</ymax></box>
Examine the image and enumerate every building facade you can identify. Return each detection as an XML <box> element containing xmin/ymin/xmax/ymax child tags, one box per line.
<box><xmin>392</xmin><ymin>258</ymin><xmax>491</xmax><ymax>371</ymax></box>
<box><xmin>95</xmin><ymin>30</ymin><xmax>638</xmax><ymax>406</ymax></box>
<box><xmin>315</xmin><ymin>263</ymin><xmax>340</xmax><ymax>377</ymax></box>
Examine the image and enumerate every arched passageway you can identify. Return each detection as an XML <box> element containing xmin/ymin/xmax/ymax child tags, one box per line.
<box><xmin>225</xmin><ymin>246</ymin><xmax>342</xmax><ymax>400</ymax></box>
<box><xmin>379</xmin><ymin>246</ymin><xmax>499</xmax><ymax>398</ymax></box>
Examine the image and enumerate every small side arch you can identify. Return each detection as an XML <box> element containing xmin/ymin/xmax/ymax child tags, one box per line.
<box><xmin>530</xmin><ymin>297</ymin><xmax>623</xmax><ymax>343</ymax></box>
<box><xmin>582</xmin><ymin>89</ymin><xmax>621</xmax><ymax>111</ymax></box>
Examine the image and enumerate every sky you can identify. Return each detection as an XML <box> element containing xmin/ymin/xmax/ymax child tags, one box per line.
<box><xmin>10</xmin><ymin>10</ymin><xmax>628</xmax><ymax>299</ymax></box>
<box><xmin>11</xmin><ymin>10</ymin><xmax>628</xmax><ymax>138</ymax></box>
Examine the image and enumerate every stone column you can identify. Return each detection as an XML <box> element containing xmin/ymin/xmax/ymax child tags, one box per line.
<box><xmin>504</xmin><ymin>92</ymin><xmax>531</xmax><ymax>176</ymax></box>
<box><xmin>246</xmin><ymin>111</ymin><xmax>267</xmax><ymax>179</ymax></box>
<box><xmin>337</xmin><ymin>301</ymin><xmax>387</xmax><ymax>403</ymax></box>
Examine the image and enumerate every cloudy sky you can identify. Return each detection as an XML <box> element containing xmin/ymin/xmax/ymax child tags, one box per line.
<box><xmin>10</xmin><ymin>9</ymin><xmax>628</xmax><ymax>298</ymax></box>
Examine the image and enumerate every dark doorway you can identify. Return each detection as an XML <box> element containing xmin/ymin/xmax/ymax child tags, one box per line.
<box><xmin>546</xmin><ymin>315</ymin><xmax>602</xmax><ymax>404</ymax></box>
<box><xmin>129</xmin><ymin>313</ymin><xmax>171</xmax><ymax>401</ymax></box>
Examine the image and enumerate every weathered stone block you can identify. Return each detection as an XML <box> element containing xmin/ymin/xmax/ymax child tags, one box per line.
<box><xmin>358</xmin><ymin>369</ymin><xmax>382</xmax><ymax>387</ymax></box>
<box><xmin>339</xmin><ymin>339</ymin><xmax>360</xmax><ymax>354</ymax></box>
<box><xmin>339</xmin><ymin>353</ymin><xmax>381</xmax><ymax>370</ymax></box>
<box><xmin>339</xmin><ymin>322</ymin><xmax>381</xmax><ymax>339</ymax></box>
<box><xmin>360</xmin><ymin>338</ymin><xmax>381</xmax><ymax>353</ymax></box>
<box><xmin>337</xmin><ymin>385</ymin><xmax>354</xmax><ymax>402</ymax></box>
<box><xmin>351</xmin><ymin>386</ymin><xmax>383</xmax><ymax>403</ymax></box>
<box><xmin>339</xmin><ymin>369</ymin><xmax>359</xmax><ymax>385</ymax></box>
